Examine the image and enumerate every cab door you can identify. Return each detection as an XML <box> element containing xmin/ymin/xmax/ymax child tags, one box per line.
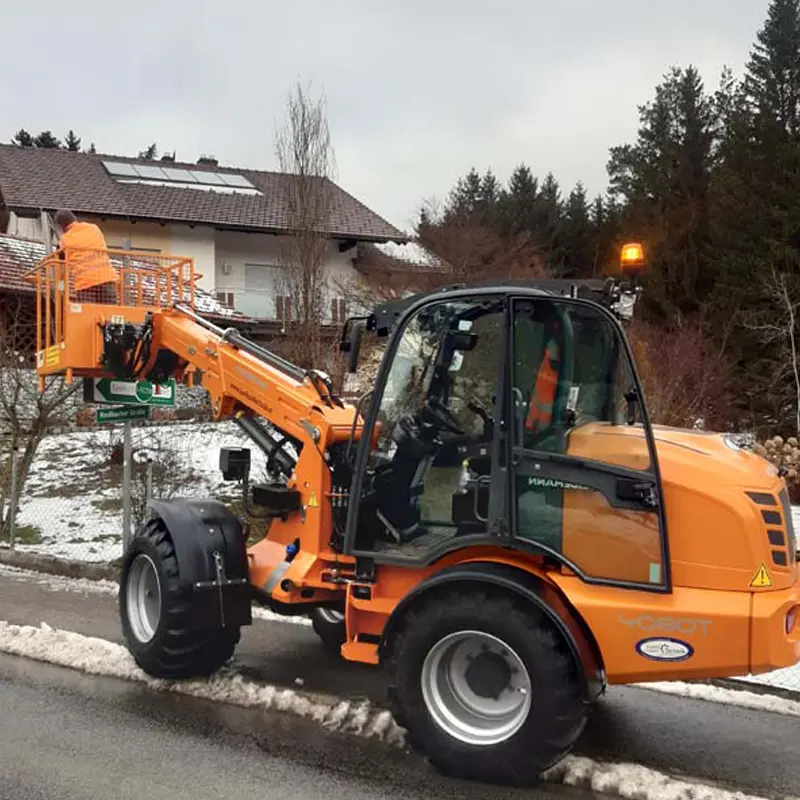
<box><xmin>346</xmin><ymin>293</ymin><xmax>509</xmax><ymax>563</ymax></box>
<box><xmin>509</xmin><ymin>295</ymin><xmax>669</xmax><ymax>591</ymax></box>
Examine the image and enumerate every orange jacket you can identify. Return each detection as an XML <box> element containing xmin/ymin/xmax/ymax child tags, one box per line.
<box><xmin>525</xmin><ymin>338</ymin><xmax>560</xmax><ymax>433</ymax></box>
<box><xmin>59</xmin><ymin>221</ymin><xmax>119</xmax><ymax>292</ymax></box>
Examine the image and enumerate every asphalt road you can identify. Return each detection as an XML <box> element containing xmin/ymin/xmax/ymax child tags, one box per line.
<box><xmin>0</xmin><ymin>653</ymin><xmax>582</xmax><ymax>800</ymax></box>
<box><xmin>1</xmin><ymin>570</ymin><xmax>798</xmax><ymax>798</ymax></box>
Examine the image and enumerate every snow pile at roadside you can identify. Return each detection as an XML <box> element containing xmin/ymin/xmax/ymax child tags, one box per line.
<box><xmin>634</xmin><ymin>679</ymin><xmax>800</xmax><ymax>716</ymax></box>
<box><xmin>0</xmin><ymin>619</ymin><xmax>785</xmax><ymax>800</ymax></box>
<box><xmin>0</xmin><ymin>620</ymin><xmax>401</xmax><ymax>745</ymax></box>
<box><xmin>545</xmin><ymin>757</ymin><xmax>776</xmax><ymax>800</ymax></box>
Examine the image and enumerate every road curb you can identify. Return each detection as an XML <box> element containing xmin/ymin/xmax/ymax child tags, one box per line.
<box><xmin>0</xmin><ymin>547</ymin><xmax>120</xmax><ymax>582</ymax></box>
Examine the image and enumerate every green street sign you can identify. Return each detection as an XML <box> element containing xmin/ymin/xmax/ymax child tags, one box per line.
<box><xmin>96</xmin><ymin>405</ymin><xmax>150</xmax><ymax>424</ymax></box>
<box><xmin>84</xmin><ymin>377</ymin><xmax>176</xmax><ymax>407</ymax></box>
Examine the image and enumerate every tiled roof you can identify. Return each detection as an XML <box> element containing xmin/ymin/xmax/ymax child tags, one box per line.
<box><xmin>0</xmin><ymin>145</ymin><xmax>407</xmax><ymax>242</ymax></box>
<box><xmin>0</xmin><ymin>234</ymin><xmax>45</xmax><ymax>292</ymax></box>
<box><xmin>0</xmin><ymin>233</ymin><xmax>251</xmax><ymax>322</ymax></box>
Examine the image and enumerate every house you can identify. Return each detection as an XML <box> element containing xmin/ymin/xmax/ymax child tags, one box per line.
<box><xmin>0</xmin><ymin>144</ymin><xmax>410</xmax><ymax>326</ymax></box>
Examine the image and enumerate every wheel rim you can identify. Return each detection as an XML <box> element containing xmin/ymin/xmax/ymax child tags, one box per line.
<box><xmin>126</xmin><ymin>554</ymin><xmax>162</xmax><ymax>644</ymax></box>
<box><xmin>421</xmin><ymin>630</ymin><xmax>531</xmax><ymax>746</ymax></box>
<box><xmin>317</xmin><ymin>608</ymin><xmax>344</xmax><ymax>624</ymax></box>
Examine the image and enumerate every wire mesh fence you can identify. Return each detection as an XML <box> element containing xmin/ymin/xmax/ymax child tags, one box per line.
<box><xmin>1</xmin><ymin>411</ymin><xmax>273</xmax><ymax>563</ymax></box>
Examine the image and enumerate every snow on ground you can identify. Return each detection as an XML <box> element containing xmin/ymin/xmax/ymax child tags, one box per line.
<box><xmin>543</xmin><ymin>757</ymin><xmax>776</xmax><ymax>800</ymax></box>
<box><xmin>634</xmin><ymin>680</ymin><xmax>800</xmax><ymax>717</ymax></box>
<box><xmin>0</xmin><ymin>619</ymin><xmax>781</xmax><ymax>800</ymax></box>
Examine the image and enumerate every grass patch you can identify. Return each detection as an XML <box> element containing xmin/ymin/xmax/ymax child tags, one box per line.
<box><xmin>21</xmin><ymin>484</ymin><xmax>88</xmax><ymax>499</ymax></box>
<box><xmin>0</xmin><ymin>524</ymin><xmax>44</xmax><ymax>545</ymax></box>
<box><xmin>92</xmin><ymin>497</ymin><xmax>122</xmax><ymax>513</ymax></box>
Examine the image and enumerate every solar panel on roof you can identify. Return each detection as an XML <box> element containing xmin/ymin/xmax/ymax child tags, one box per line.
<box><xmin>102</xmin><ymin>159</ymin><xmax>259</xmax><ymax>194</ymax></box>
<box><xmin>102</xmin><ymin>161</ymin><xmax>138</xmax><ymax>178</ymax></box>
<box><xmin>162</xmin><ymin>167</ymin><xmax>197</xmax><ymax>182</ymax></box>
<box><xmin>220</xmin><ymin>173</ymin><xmax>255</xmax><ymax>188</ymax></box>
<box><xmin>134</xmin><ymin>164</ymin><xmax>169</xmax><ymax>180</ymax></box>
<box><xmin>189</xmin><ymin>170</ymin><xmax>227</xmax><ymax>186</ymax></box>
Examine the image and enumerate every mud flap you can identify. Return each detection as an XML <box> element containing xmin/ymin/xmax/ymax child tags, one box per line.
<box><xmin>148</xmin><ymin>498</ymin><xmax>252</xmax><ymax>630</ymax></box>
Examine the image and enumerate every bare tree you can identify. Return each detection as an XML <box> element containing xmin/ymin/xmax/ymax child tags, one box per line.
<box><xmin>274</xmin><ymin>80</ymin><xmax>337</xmax><ymax>370</ymax></box>
<box><xmin>745</xmin><ymin>266</ymin><xmax>800</xmax><ymax>437</ymax></box>
<box><xmin>0</xmin><ymin>298</ymin><xmax>80</xmax><ymax>539</ymax></box>
<box><xmin>629</xmin><ymin>317</ymin><xmax>733</xmax><ymax>431</ymax></box>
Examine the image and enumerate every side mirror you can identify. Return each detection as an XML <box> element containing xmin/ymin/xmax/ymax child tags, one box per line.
<box><xmin>340</xmin><ymin>316</ymin><xmax>368</xmax><ymax>373</ymax></box>
<box><xmin>446</xmin><ymin>330</ymin><xmax>477</xmax><ymax>351</ymax></box>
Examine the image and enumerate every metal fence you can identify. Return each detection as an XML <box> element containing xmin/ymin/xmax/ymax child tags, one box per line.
<box><xmin>1</xmin><ymin>417</ymin><xmax>798</xmax><ymax>695</ymax></box>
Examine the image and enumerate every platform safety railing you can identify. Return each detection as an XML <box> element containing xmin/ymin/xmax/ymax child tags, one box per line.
<box><xmin>24</xmin><ymin>247</ymin><xmax>196</xmax><ymax>369</ymax></box>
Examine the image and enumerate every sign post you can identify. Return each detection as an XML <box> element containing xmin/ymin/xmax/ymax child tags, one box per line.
<box><xmin>84</xmin><ymin>377</ymin><xmax>176</xmax><ymax>407</ymax></box>
<box><xmin>122</xmin><ymin>421</ymin><xmax>132</xmax><ymax>551</ymax></box>
<box><xmin>83</xmin><ymin>377</ymin><xmax>174</xmax><ymax>551</ymax></box>
<box><xmin>95</xmin><ymin>405</ymin><xmax>150</xmax><ymax>424</ymax></box>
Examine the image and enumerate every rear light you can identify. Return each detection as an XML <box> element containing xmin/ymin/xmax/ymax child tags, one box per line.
<box><xmin>787</xmin><ymin>606</ymin><xmax>798</xmax><ymax>635</ymax></box>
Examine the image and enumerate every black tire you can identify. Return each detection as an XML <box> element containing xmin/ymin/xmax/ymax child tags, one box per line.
<box><xmin>385</xmin><ymin>588</ymin><xmax>587</xmax><ymax>785</ymax></box>
<box><xmin>119</xmin><ymin>517</ymin><xmax>241</xmax><ymax>680</ymax></box>
<box><xmin>311</xmin><ymin>607</ymin><xmax>346</xmax><ymax>653</ymax></box>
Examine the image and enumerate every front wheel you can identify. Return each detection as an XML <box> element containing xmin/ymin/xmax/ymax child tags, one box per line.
<box><xmin>311</xmin><ymin>607</ymin><xmax>346</xmax><ymax>652</ymax></box>
<box><xmin>119</xmin><ymin>517</ymin><xmax>241</xmax><ymax>680</ymax></box>
<box><xmin>385</xmin><ymin>589</ymin><xmax>587</xmax><ymax>785</ymax></box>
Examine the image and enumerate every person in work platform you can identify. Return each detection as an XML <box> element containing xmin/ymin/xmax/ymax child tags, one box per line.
<box><xmin>55</xmin><ymin>210</ymin><xmax>120</xmax><ymax>303</ymax></box>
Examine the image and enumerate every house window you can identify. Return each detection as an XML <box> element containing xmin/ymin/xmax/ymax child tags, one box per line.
<box><xmin>216</xmin><ymin>291</ymin><xmax>235</xmax><ymax>309</ymax></box>
<box><xmin>108</xmin><ymin>241</ymin><xmax>162</xmax><ymax>254</ymax></box>
<box><xmin>331</xmin><ymin>298</ymin><xmax>347</xmax><ymax>324</ymax></box>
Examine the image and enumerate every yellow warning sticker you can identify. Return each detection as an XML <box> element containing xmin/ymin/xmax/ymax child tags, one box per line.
<box><xmin>45</xmin><ymin>345</ymin><xmax>60</xmax><ymax>367</ymax></box>
<box><xmin>750</xmin><ymin>562</ymin><xmax>773</xmax><ymax>588</ymax></box>
<box><xmin>308</xmin><ymin>492</ymin><xmax>318</xmax><ymax>508</ymax></box>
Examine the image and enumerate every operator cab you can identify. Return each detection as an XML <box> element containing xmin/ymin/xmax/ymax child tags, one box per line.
<box><xmin>343</xmin><ymin>273</ymin><xmax>670</xmax><ymax>593</ymax></box>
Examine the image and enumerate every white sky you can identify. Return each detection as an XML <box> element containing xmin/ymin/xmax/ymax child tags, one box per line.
<box><xmin>2</xmin><ymin>0</ymin><xmax>770</xmax><ymax>232</ymax></box>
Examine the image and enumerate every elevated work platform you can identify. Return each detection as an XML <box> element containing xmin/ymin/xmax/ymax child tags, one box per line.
<box><xmin>25</xmin><ymin>247</ymin><xmax>196</xmax><ymax>383</ymax></box>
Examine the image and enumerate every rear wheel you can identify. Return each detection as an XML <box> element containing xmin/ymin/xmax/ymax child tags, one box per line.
<box><xmin>311</xmin><ymin>607</ymin><xmax>346</xmax><ymax>652</ymax></box>
<box><xmin>385</xmin><ymin>589</ymin><xmax>587</xmax><ymax>785</ymax></box>
<box><xmin>119</xmin><ymin>517</ymin><xmax>241</xmax><ymax>679</ymax></box>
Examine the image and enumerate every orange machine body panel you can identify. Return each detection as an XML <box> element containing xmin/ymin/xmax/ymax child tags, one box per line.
<box><xmin>28</xmin><ymin>249</ymin><xmax>800</xmax><ymax>687</ymax></box>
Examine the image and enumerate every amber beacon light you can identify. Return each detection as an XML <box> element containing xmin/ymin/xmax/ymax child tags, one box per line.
<box><xmin>620</xmin><ymin>242</ymin><xmax>646</xmax><ymax>274</ymax></box>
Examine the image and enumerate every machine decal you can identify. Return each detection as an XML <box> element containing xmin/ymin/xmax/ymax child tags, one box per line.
<box><xmin>635</xmin><ymin>637</ymin><xmax>694</xmax><ymax>662</ymax></box>
<box><xmin>619</xmin><ymin>614</ymin><xmax>711</xmax><ymax>635</ymax></box>
<box><xmin>526</xmin><ymin>476</ymin><xmax>591</xmax><ymax>492</ymax></box>
<box><xmin>750</xmin><ymin>563</ymin><xmax>773</xmax><ymax>588</ymax></box>
<box><xmin>45</xmin><ymin>345</ymin><xmax>60</xmax><ymax>367</ymax></box>
<box><xmin>567</xmin><ymin>385</ymin><xmax>580</xmax><ymax>411</ymax></box>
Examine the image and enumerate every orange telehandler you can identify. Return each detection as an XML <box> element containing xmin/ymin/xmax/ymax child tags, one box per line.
<box><xmin>28</xmin><ymin>243</ymin><xmax>799</xmax><ymax>785</ymax></box>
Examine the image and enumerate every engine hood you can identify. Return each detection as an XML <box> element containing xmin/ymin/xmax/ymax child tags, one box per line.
<box><xmin>650</xmin><ymin>426</ymin><xmax>779</xmax><ymax>485</ymax></box>
<box><xmin>567</xmin><ymin>422</ymin><xmax>780</xmax><ymax>488</ymax></box>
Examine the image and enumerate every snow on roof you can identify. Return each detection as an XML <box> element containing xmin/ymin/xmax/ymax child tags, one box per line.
<box><xmin>373</xmin><ymin>240</ymin><xmax>446</xmax><ymax>270</ymax></box>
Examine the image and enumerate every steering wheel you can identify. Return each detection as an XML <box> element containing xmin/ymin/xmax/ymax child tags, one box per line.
<box><xmin>424</xmin><ymin>398</ymin><xmax>465</xmax><ymax>436</ymax></box>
